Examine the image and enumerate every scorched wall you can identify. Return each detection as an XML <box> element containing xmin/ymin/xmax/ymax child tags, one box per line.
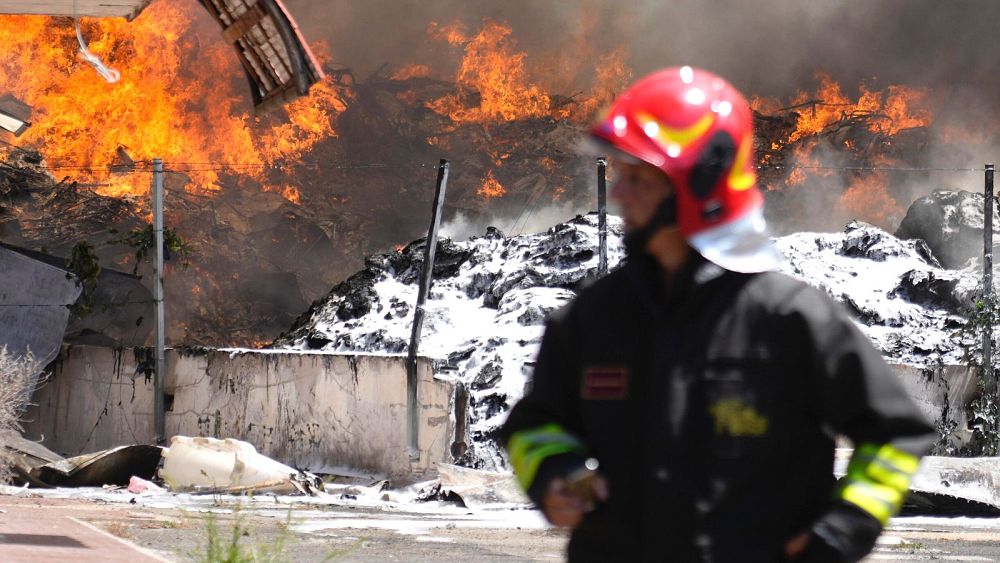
<box><xmin>21</xmin><ymin>346</ymin><xmax>458</xmax><ymax>477</ymax></box>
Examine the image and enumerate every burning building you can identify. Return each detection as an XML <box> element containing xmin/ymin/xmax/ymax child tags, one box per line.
<box><xmin>0</xmin><ymin>1</ymin><xmax>993</xmax><ymax>347</ymax></box>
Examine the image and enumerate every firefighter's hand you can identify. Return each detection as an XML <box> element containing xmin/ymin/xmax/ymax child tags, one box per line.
<box><xmin>785</xmin><ymin>532</ymin><xmax>810</xmax><ymax>558</ymax></box>
<box><xmin>541</xmin><ymin>474</ymin><xmax>609</xmax><ymax>529</ymax></box>
<box><xmin>786</xmin><ymin>531</ymin><xmax>844</xmax><ymax>562</ymax></box>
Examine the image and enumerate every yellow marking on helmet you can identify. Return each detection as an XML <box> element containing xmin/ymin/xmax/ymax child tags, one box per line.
<box><xmin>636</xmin><ymin>110</ymin><xmax>715</xmax><ymax>150</ymax></box>
<box><xmin>728</xmin><ymin>131</ymin><xmax>756</xmax><ymax>191</ymax></box>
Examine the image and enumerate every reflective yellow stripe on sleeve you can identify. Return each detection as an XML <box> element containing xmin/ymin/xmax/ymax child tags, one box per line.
<box><xmin>507</xmin><ymin>424</ymin><xmax>585</xmax><ymax>491</ymax></box>
<box><xmin>839</xmin><ymin>442</ymin><xmax>921</xmax><ymax>525</ymax></box>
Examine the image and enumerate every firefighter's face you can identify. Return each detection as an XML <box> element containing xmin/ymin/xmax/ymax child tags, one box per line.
<box><xmin>609</xmin><ymin>160</ymin><xmax>675</xmax><ymax>233</ymax></box>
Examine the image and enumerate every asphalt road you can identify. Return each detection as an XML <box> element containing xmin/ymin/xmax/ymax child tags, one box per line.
<box><xmin>869</xmin><ymin>517</ymin><xmax>1000</xmax><ymax>561</ymax></box>
<box><xmin>5</xmin><ymin>494</ymin><xmax>1000</xmax><ymax>561</ymax></box>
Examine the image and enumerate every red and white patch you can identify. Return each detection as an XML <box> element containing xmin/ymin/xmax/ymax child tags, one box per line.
<box><xmin>581</xmin><ymin>366</ymin><xmax>629</xmax><ymax>400</ymax></box>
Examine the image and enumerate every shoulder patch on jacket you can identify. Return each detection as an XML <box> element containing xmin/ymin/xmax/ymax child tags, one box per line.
<box><xmin>581</xmin><ymin>366</ymin><xmax>629</xmax><ymax>400</ymax></box>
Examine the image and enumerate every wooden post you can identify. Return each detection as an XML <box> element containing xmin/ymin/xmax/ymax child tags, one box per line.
<box><xmin>406</xmin><ymin>159</ymin><xmax>449</xmax><ymax>458</ymax></box>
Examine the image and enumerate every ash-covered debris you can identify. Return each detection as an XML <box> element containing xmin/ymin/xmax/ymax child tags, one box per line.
<box><xmin>385</xmin><ymin>239</ymin><xmax>475</xmax><ymax>284</ymax></box>
<box><xmin>273</xmin><ymin>213</ymin><xmax>624</xmax><ymax>469</ymax></box>
<box><xmin>0</xmin><ymin>148</ymin><xmax>51</xmax><ymax>200</ymax></box>
<box><xmin>892</xmin><ymin>269</ymin><xmax>975</xmax><ymax>316</ymax></box>
<box><xmin>896</xmin><ymin>189</ymin><xmax>1000</xmax><ymax>269</ymax></box>
<box><xmin>778</xmin><ymin>221</ymin><xmax>978</xmax><ymax>365</ymax></box>
<box><xmin>840</xmin><ymin>221</ymin><xmax>926</xmax><ymax>262</ymax></box>
<box><xmin>275</xmin><ymin>214</ymin><xmax>980</xmax><ymax>469</ymax></box>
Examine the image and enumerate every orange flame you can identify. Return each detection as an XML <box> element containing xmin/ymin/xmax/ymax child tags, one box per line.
<box><xmin>752</xmin><ymin>73</ymin><xmax>931</xmax><ymax>144</ymax></box>
<box><xmin>477</xmin><ymin>170</ymin><xmax>506</xmax><ymax>198</ymax></box>
<box><xmin>423</xmin><ymin>19</ymin><xmax>632</xmax><ymax>129</ymax></box>
<box><xmin>427</xmin><ymin>20</ymin><xmax>470</xmax><ymax>46</ymax></box>
<box><xmin>427</xmin><ymin>20</ymin><xmax>551</xmax><ymax>122</ymax></box>
<box><xmin>751</xmin><ymin>73</ymin><xmax>932</xmax><ymax>228</ymax></box>
<box><xmin>564</xmin><ymin>47</ymin><xmax>633</xmax><ymax>121</ymax></box>
<box><xmin>258</xmin><ymin>80</ymin><xmax>346</xmax><ymax>165</ymax></box>
<box><xmin>783</xmin><ymin>144</ymin><xmax>833</xmax><ymax>187</ymax></box>
<box><xmin>263</xmin><ymin>184</ymin><xmax>302</xmax><ymax>205</ymax></box>
<box><xmin>838</xmin><ymin>171</ymin><xmax>897</xmax><ymax>225</ymax></box>
<box><xmin>0</xmin><ymin>1</ymin><xmax>348</xmax><ymax>198</ymax></box>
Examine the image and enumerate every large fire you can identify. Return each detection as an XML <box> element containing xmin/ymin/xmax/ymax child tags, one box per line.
<box><xmin>0</xmin><ymin>0</ymin><xmax>348</xmax><ymax>199</ymax></box>
<box><xmin>0</xmin><ymin>5</ymin><xmax>950</xmax><ymax>345</ymax></box>
<box><xmin>752</xmin><ymin>73</ymin><xmax>933</xmax><ymax>226</ymax></box>
<box><xmin>426</xmin><ymin>20</ymin><xmax>553</xmax><ymax>123</ymax></box>
<box><xmin>753</xmin><ymin>73</ymin><xmax>931</xmax><ymax>143</ymax></box>
<box><xmin>426</xmin><ymin>19</ymin><xmax>631</xmax><ymax>126</ymax></box>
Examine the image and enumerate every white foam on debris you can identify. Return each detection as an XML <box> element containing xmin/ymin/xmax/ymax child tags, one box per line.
<box><xmin>274</xmin><ymin>214</ymin><xmax>980</xmax><ymax>469</ymax></box>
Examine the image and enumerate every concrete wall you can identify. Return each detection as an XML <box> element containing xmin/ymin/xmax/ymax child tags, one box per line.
<box><xmin>22</xmin><ymin>346</ymin><xmax>457</xmax><ymax>477</ymax></box>
<box><xmin>21</xmin><ymin>348</ymin><xmax>982</xmax><ymax>474</ymax></box>
<box><xmin>892</xmin><ymin>364</ymin><xmax>980</xmax><ymax>451</ymax></box>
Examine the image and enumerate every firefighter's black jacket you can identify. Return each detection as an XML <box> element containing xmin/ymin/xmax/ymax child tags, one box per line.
<box><xmin>500</xmin><ymin>254</ymin><xmax>935</xmax><ymax>562</ymax></box>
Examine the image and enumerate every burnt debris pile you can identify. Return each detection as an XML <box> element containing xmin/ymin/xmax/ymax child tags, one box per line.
<box><xmin>274</xmin><ymin>209</ymin><xmax>983</xmax><ymax>468</ymax></box>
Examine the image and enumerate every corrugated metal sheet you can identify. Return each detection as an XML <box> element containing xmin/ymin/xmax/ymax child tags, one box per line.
<box><xmin>0</xmin><ymin>245</ymin><xmax>81</xmax><ymax>398</ymax></box>
<box><xmin>0</xmin><ymin>0</ymin><xmax>151</xmax><ymax>19</ymax></box>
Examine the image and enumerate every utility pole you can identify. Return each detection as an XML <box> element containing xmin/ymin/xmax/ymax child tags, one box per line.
<box><xmin>153</xmin><ymin>158</ymin><xmax>166</xmax><ymax>445</ymax></box>
<box><xmin>406</xmin><ymin>159</ymin><xmax>449</xmax><ymax>458</ymax></box>
<box><xmin>984</xmin><ymin>163</ymin><xmax>997</xmax><ymax>452</ymax></box>
<box><xmin>597</xmin><ymin>157</ymin><xmax>608</xmax><ymax>277</ymax></box>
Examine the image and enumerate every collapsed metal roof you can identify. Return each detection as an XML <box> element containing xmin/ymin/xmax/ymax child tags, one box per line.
<box><xmin>198</xmin><ymin>0</ymin><xmax>326</xmax><ymax>114</ymax></box>
<box><xmin>0</xmin><ymin>0</ymin><xmax>325</xmax><ymax>113</ymax></box>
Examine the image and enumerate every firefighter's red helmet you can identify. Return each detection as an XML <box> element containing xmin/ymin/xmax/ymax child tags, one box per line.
<box><xmin>589</xmin><ymin>66</ymin><xmax>783</xmax><ymax>273</ymax></box>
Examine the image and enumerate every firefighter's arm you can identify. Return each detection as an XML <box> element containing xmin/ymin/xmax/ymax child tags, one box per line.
<box><xmin>499</xmin><ymin>308</ymin><xmax>590</xmax><ymax>506</ymax></box>
<box><xmin>786</xmin><ymin>285</ymin><xmax>935</xmax><ymax>562</ymax></box>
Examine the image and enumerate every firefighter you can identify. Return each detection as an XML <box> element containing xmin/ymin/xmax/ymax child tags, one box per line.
<box><xmin>500</xmin><ymin>66</ymin><xmax>935</xmax><ymax>562</ymax></box>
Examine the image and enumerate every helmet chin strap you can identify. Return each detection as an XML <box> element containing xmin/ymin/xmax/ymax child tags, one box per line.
<box><xmin>623</xmin><ymin>195</ymin><xmax>677</xmax><ymax>256</ymax></box>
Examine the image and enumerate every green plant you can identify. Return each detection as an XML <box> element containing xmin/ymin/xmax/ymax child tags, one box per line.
<box><xmin>64</xmin><ymin>240</ymin><xmax>101</xmax><ymax>318</ymax></box>
<box><xmin>190</xmin><ymin>507</ymin><xmax>289</xmax><ymax>563</ymax></box>
<box><xmin>892</xmin><ymin>540</ymin><xmax>925</xmax><ymax>551</ymax></box>
<box><xmin>955</xmin><ymin>293</ymin><xmax>1000</xmax><ymax>455</ymax></box>
<box><xmin>110</xmin><ymin>224</ymin><xmax>191</xmax><ymax>275</ymax></box>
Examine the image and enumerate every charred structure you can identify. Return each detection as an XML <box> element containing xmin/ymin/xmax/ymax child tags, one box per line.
<box><xmin>0</xmin><ymin>2</ymin><xmax>993</xmax><ymax>345</ymax></box>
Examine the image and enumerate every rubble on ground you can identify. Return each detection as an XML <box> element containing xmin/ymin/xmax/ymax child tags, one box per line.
<box><xmin>896</xmin><ymin>189</ymin><xmax>1000</xmax><ymax>269</ymax></box>
<box><xmin>273</xmin><ymin>211</ymin><xmax>981</xmax><ymax>469</ymax></box>
<box><xmin>776</xmin><ymin>220</ymin><xmax>979</xmax><ymax>366</ymax></box>
<box><xmin>159</xmin><ymin>436</ymin><xmax>322</xmax><ymax>495</ymax></box>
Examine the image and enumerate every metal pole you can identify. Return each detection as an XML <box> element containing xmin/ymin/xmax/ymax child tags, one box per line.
<box><xmin>597</xmin><ymin>157</ymin><xmax>608</xmax><ymax>277</ymax></box>
<box><xmin>985</xmin><ymin>163</ymin><xmax>996</xmax><ymax>451</ymax></box>
<box><xmin>406</xmin><ymin>158</ymin><xmax>449</xmax><ymax>458</ymax></box>
<box><xmin>153</xmin><ymin>158</ymin><xmax>166</xmax><ymax>445</ymax></box>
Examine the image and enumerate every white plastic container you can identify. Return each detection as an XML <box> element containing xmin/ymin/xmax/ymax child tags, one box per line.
<box><xmin>159</xmin><ymin>436</ymin><xmax>297</xmax><ymax>491</ymax></box>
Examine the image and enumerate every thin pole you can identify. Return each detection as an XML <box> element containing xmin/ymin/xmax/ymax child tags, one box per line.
<box><xmin>153</xmin><ymin>158</ymin><xmax>166</xmax><ymax>445</ymax></box>
<box><xmin>986</xmin><ymin>163</ymin><xmax>996</xmax><ymax>452</ymax></box>
<box><xmin>406</xmin><ymin>159</ymin><xmax>449</xmax><ymax>457</ymax></box>
<box><xmin>597</xmin><ymin>157</ymin><xmax>608</xmax><ymax>277</ymax></box>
